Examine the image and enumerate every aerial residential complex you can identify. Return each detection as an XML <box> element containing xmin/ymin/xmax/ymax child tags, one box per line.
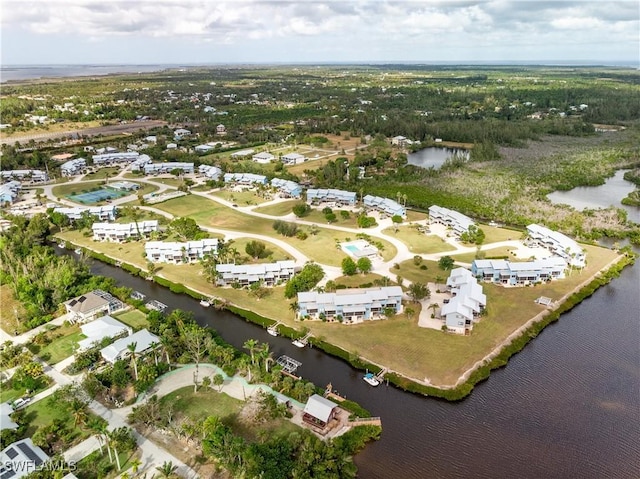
<box><xmin>526</xmin><ymin>224</ymin><xmax>586</xmax><ymax>267</ymax></box>
<box><xmin>145</xmin><ymin>239</ymin><xmax>218</xmax><ymax>263</ymax></box>
<box><xmin>297</xmin><ymin>286</ymin><xmax>403</xmax><ymax>322</ymax></box>
<box><xmin>429</xmin><ymin>205</ymin><xmax>475</xmax><ymax>235</ymax></box>
<box><xmin>223</xmin><ymin>172</ymin><xmax>268</xmax><ymax>185</ymax></box>
<box><xmin>92</xmin><ymin>220</ymin><xmax>159</xmax><ymax>242</ymax></box>
<box><xmin>93</xmin><ymin>152</ymin><xmax>143</xmax><ymax>165</ymax></box>
<box><xmin>199</xmin><ymin>164</ymin><xmax>223</xmax><ymax>180</ymax></box>
<box><xmin>471</xmin><ymin>257</ymin><xmax>567</xmax><ymax>286</ymax></box>
<box><xmin>252</xmin><ymin>151</ymin><xmax>275</xmax><ymax>163</ymax></box>
<box><xmin>0</xmin><ymin>181</ymin><xmax>21</xmax><ymax>204</ymax></box>
<box><xmin>0</xmin><ymin>170</ymin><xmax>49</xmax><ymax>182</ymax></box>
<box><xmin>443</xmin><ymin>268</ymin><xmax>487</xmax><ymax>334</ymax></box>
<box><xmin>60</xmin><ymin>158</ymin><xmax>87</xmax><ymax>176</ymax></box>
<box><xmin>281</xmin><ymin>152</ymin><xmax>306</xmax><ymax>164</ymax></box>
<box><xmin>215</xmin><ymin>260</ymin><xmax>297</xmax><ymax>287</ymax></box>
<box><xmin>54</xmin><ymin>205</ymin><xmax>117</xmax><ymax>221</ymax></box>
<box><xmin>271</xmin><ymin>178</ymin><xmax>302</xmax><ymax>198</ymax></box>
<box><xmin>306</xmin><ymin>188</ymin><xmax>357</xmax><ymax>206</ymax></box>
<box><xmin>142</xmin><ymin>162</ymin><xmax>194</xmax><ymax>175</ymax></box>
<box><xmin>101</xmin><ymin>328</ymin><xmax>160</xmax><ymax>364</ymax></box>
<box><xmin>363</xmin><ymin>194</ymin><xmax>406</xmax><ymax>218</ymax></box>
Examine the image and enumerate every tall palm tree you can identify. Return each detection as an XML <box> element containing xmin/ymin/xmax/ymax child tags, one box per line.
<box><xmin>87</xmin><ymin>417</ymin><xmax>108</xmax><ymax>457</ymax></box>
<box><xmin>70</xmin><ymin>399</ymin><xmax>87</xmax><ymax>429</ymax></box>
<box><xmin>289</xmin><ymin>301</ymin><xmax>299</xmax><ymax>320</ymax></box>
<box><xmin>243</xmin><ymin>338</ymin><xmax>259</xmax><ymax>366</ymax></box>
<box><xmin>127</xmin><ymin>342</ymin><xmax>138</xmax><ymax>380</ymax></box>
<box><xmin>149</xmin><ymin>341</ymin><xmax>160</xmax><ymax>366</ymax></box>
<box><xmin>155</xmin><ymin>461</ymin><xmax>178</xmax><ymax>479</ymax></box>
<box><xmin>159</xmin><ymin>335</ymin><xmax>172</xmax><ymax>364</ymax></box>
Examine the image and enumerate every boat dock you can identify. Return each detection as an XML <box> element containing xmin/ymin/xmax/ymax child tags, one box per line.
<box><xmin>276</xmin><ymin>355</ymin><xmax>302</xmax><ymax>375</ymax></box>
<box><xmin>267</xmin><ymin>322</ymin><xmax>281</xmax><ymax>336</ymax></box>
<box><xmin>347</xmin><ymin>416</ymin><xmax>382</xmax><ymax>427</ymax></box>
<box><xmin>146</xmin><ymin>300</ymin><xmax>168</xmax><ymax>312</ymax></box>
<box><xmin>292</xmin><ymin>332</ymin><xmax>312</xmax><ymax>347</ymax></box>
<box><xmin>375</xmin><ymin>368</ymin><xmax>387</xmax><ymax>381</ymax></box>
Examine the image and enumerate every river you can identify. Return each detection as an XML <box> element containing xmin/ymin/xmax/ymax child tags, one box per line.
<box><xmin>79</xmin><ymin>252</ymin><xmax>639</xmax><ymax>479</ymax></box>
<box><xmin>547</xmin><ymin>169</ymin><xmax>640</xmax><ymax>224</ymax></box>
<box><xmin>407</xmin><ymin>147</ymin><xmax>469</xmax><ymax>170</ymax></box>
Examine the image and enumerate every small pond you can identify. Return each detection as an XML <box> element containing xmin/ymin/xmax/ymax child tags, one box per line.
<box><xmin>407</xmin><ymin>147</ymin><xmax>469</xmax><ymax>170</ymax></box>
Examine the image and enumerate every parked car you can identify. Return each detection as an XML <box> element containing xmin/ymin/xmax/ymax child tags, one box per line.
<box><xmin>11</xmin><ymin>397</ymin><xmax>31</xmax><ymax>410</ymax></box>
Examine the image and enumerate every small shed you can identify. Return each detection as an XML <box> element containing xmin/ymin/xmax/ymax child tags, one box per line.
<box><xmin>303</xmin><ymin>394</ymin><xmax>338</xmax><ymax>429</ymax></box>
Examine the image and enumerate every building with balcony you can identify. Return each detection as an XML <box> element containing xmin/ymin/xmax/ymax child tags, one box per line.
<box><xmin>92</xmin><ymin>220</ymin><xmax>159</xmax><ymax>242</ymax></box>
<box><xmin>526</xmin><ymin>224</ymin><xmax>586</xmax><ymax>268</ymax></box>
<box><xmin>215</xmin><ymin>260</ymin><xmax>297</xmax><ymax>287</ymax></box>
<box><xmin>428</xmin><ymin>205</ymin><xmax>475</xmax><ymax>235</ymax></box>
<box><xmin>145</xmin><ymin>238</ymin><xmax>218</xmax><ymax>264</ymax></box>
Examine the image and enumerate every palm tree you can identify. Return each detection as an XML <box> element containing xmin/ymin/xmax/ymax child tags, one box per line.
<box><xmin>127</xmin><ymin>342</ymin><xmax>138</xmax><ymax>380</ymax></box>
<box><xmin>130</xmin><ymin>457</ymin><xmax>142</xmax><ymax>474</ymax></box>
<box><xmin>404</xmin><ymin>306</ymin><xmax>415</xmax><ymax>320</ymax></box>
<box><xmin>70</xmin><ymin>399</ymin><xmax>87</xmax><ymax>429</ymax></box>
<box><xmin>243</xmin><ymin>338</ymin><xmax>259</xmax><ymax>366</ymax></box>
<box><xmin>155</xmin><ymin>461</ymin><xmax>178</xmax><ymax>479</ymax></box>
<box><xmin>159</xmin><ymin>335</ymin><xmax>172</xmax><ymax>364</ymax></box>
<box><xmin>429</xmin><ymin>303</ymin><xmax>439</xmax><ymax>317</ymax></box>
<box><xmin>149</xmin><ymin>341</ymin><xmax>159</xmax><ymax>366</ymax></box>
<box><xmin>289</xmin><ymin>301</ymin><xmax>299</xmax><ymax>320</ymax></box>
<box><xmin>87</xmin><ymin>417</ymin><xmax>108</xmax><ymax>457</ymax></box>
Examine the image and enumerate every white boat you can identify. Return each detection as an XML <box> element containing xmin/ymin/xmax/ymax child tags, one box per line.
<box><xmin>267</xmin><ymin>326</ymin><xmax>279</xmax><ymax>337</ymax></box>
<box><xmin>57</xmin><ymin>243</ymin><xmax>65</xmax><ymax>249</ymax></box>
<box><xmin>74</xmin><ymin>248</ymin><xmax>82</xmax><ymax>254</ymax></box>
<box><xmin>363</xmin><ymin>373</ymin><xmax>380</xmax><ymax>387</ymax></box>
<box><xmin>200</xmin><ymin>300</ymin><xmax>211</xmax><ymax>308</ymax></box>
<box><xmin>292</xmin><ymin>339</ymin><xmax>306</xmax><ymax>348</ymax></box>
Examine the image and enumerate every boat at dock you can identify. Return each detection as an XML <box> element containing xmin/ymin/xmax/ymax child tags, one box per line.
<box><xmin>74</xmin><ymin>248</ymin><xmax>82</xmax><ymax>254</ymax></box>
<box><xmin>200</xmin><ymin>299</ymin><xmax>211</xmax><ymax>308</ymax></box>
<box><xmin>267</xmin><ymin>322</ymin><xmax>281</xmax><ymax>336</ymax></box>
<box><xmin>292</xmin><ymin>338</ymin><xmax>306</xmax><ymax>348</ymax></box>
<box><xmin>363</xmin><ymin>373</ymin><xmax>380</xmax><ymax>387</ymax></box>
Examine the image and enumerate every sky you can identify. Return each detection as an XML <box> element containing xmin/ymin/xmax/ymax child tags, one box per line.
<box><xmin>1</xmin><ymin>0</ymin><xmax>638</xmax><ymax>65</ymax></box>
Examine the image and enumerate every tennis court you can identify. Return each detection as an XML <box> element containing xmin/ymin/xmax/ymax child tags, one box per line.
<box><xmin>68</xmin><ymin>188</ymin><xmax>127</xmax><ymax>204</ymax></box>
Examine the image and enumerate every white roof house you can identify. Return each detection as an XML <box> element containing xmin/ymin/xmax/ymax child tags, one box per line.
<box><xmin>363</xmin><ymin>194</ymin><xmax>406</xmax><ymax>218</ymax></box>
<box><xmin>472</xmin><ymin>258</ymin><xmax>567</xmax><ymax>286</ymax></box>
<box><xmin>223</xmin><ymin>173</ymin><xmax>268</xmax><ymax>185</ymax></box>
<box><xmin>0</xmin><ymin>439</ymin><xmax>49</xmax><ymax>479</ymax></box>
<box><xmin>100</xmin><ymin>328</ymin><xmax>159</xmax><ymax>364</ymax></box>
<box><xmin>143</xmin><ymin>162</ymin><xmax>194</xmax><ymax>175</ymax></box>
<box><xmin>78</xmin><ymin>315</ymin><xmax>131</xmax><ymax>351</ymax></box>
<box><xmin>297</xmin><ymin>286</ymin><xmax>403</xmax><ymax>321</ymax></box>
<box><xmin>130</xmin><ymin>155</ymin><xmax>152</xmax><ymax>171</ymax></box>
<box><xmin>216</xmin><ymin>260</ymin><xmax>297</xmax><ymax>287</ymax></box>
<box><xmin>526</xmin><ymin>224</ymin><xmax>586</xmax><ymax>268</ymax></box>
<box><xmin>109</xmin><ymin>181</ymin><xmax>140</xmax><ymax>191</ymax></box>
<box><xmin>442</xmin><ymin>268</ymin><xmax>486</xmax><ymax>334</ymax></box>
<box><xmin>195</xmin><ymin>144</ymin><xmax>215</xmax><ymax>153</ymax></box>
<box><xmin>54</xmin><ymin>205</ymin><xmax>117</xmax><ymax>221</ymax></box>
<box><xmin>198</xmin><ymin>165</ymin><xmax>223</xmax><ymax>180</ymax></box>
<box><xmin>429</xmin><ymin>205</ymin><xmax>475</xmax><ymax>235</ymax></box>
<box><xmin>174</xmin><ymin>128</ymin><xmax>191</xmax><ymax>138</ymax></box>
<box><xmin>0</xmin><ymin>182</ymin><xmax>21</xmax><ymax>205</ymax></box>
<box><xmin>270</xmin><ymin>178</ymin><xmax>302</xmax><ymax>198</ymax></box>
<box><xmin>252</xmin><ymin>152</ymin><xmax>275</xmax><ymax>163</ymax></box>
<box><xmin>306</xmin><ymin>188</ymin><xmax>357</xmax><ymax>206</ymax></box>
<box><xmin>230</xmin><ymin>149</ymin><xmax>255</xmax><ymax>158</ymax></box>
<box><xmin>145</xmin><ymin>238</ymin><xmax>218</xmax><ymax>264</ymax></box>
<box><xmin>0</xmin><ymin>170</ymin><xmax>49</xmax><ymax>182</ymax></box>
<box><xmin>303</xmin><ymin>394</ymin><xmax>338</xmax><ymax>428</ymax></box>
<box><xmin>60</xmin><ymin>158</ymin><xmax>87</xmax><ymax>176</ymax></box>
<box><xmin>92</xmin><ymin>152</ymin><xmax>141</xmax><ymax>165</ymax></box>
<box><xmin>92</xmin><ymin>220</ymin><xmax>159</xmax><ymax>242</ymax></box>
<box><xmin>281</xmin><ymin>152</ymin><xmax>306</xmax><ymax>164</ymax></box>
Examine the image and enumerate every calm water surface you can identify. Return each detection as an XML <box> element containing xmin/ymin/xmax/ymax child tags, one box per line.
<box><xmin>84</xmin><ymin>254</ymin><xmax>639</xmax><ymax>479</ymax></box>
<box><xmin>407</xmin><ymin>147</ymin><xmax>469</xmax><ymax>170</ymax></box>
<box><xmin>548</xmin><ymin>170</ymin><xmax>640</xmax><ymax>223</ymax></box>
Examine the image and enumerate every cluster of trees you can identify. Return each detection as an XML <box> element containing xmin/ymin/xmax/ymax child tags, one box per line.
<box><xmin>273</xmin><ymin>220</ymin><xmax>299</xmax><ymax>237</ymax></box>
<box><xmin>0</xmin><ymin>214</ymin><xmax>122</xmax><ymax>329</ymax></box>
<box><xmin>284</xmin><ymin>263</ymin><xmax>325</xmax><ymax>299</ymax></box>
<box><xmin>245</xmin><ymin>240</ymin><xmax>272</xmax><ymax>260</ymax></box>
<box><xmin>168</xmin><ymin>217</ymin><xmax>208</xmax><ymax>241</ymax></box>
<box><xmin>341</xmin><ymin>257</ymin><xmax>372</xmax><ymax>276</ymax></box>
<box><xmin>459</xmin><ymin>225</ymin><xmax>486</xmax><ymax>245</ymax></box>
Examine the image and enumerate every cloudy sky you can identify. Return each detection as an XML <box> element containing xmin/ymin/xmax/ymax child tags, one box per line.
<box><xmin>1</xmin><ymin>0</ymin><xmax>638</xmax><ymax>65</ymax></box>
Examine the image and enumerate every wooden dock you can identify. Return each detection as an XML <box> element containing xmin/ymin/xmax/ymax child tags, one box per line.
<box><xmin>347</xmin><ymin>417</ymin><xmax>382</xmax><ymax>427</ymax></box>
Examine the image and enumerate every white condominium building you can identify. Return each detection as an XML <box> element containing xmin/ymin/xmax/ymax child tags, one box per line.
<box><xmin>216</xmin><ymin>260</ymin><xmax>297</xmax><ymax>287</ymax></box>
<box><xmin>429</xmin><ymin>205</ymin><xmax>475</xmax><ymax>235</ymax></box>
<box><xmin>526</xmin><ymin>224</ymin><xmax>586</xmax><ymax>268</ymax></box>
<box><xmin>92</xmin><ymin>220</ymin><xmax>159</xmax><ymax>242</ymax></box>
<box><xmin>145</xmin><ymin>238</ymin><xmax>218</xmax><ymax>264</ymax></box>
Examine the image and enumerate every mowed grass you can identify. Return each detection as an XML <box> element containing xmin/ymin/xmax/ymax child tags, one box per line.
<box><xmin>450</xmin><ymin>246</ymin><xmax>515</xmax><ymax>263</ymax></box>
<box><xmin>382</xmin><ymin>226</ymin><xmax>454</xmax><ymax>254</ymax></box>
<box><xmin>479</xmin><ymin>225</ymin><xmax>525</xmax><ymax>243</ymax></box>
<box><xmin>210</xmin><ymin>189</ymin><xmax>270</xmax><ymax>205</ymax></box>
<box><xmin>52</xmin><ymin>180</ymin><xmax>105</xmax><ymax>198</ymax></box>
<box><xmin>0</xmin><ymin>283</ymin><xmax>27</xmax><ymax>334</ymax></box>
<box><xmin>114</xmin><ymin>310</ymin><xmax>149</xmax><ymax>331</ymax></box>
<box><xmin>23</xmin><ymin>398</ymin><xmax>95</xmax><ymax>440</ymax></box>
<box><xmin>394</xmin><ymin>259</ymin><xmax>448</xmax><ymax>284</ymax></box>
<box><xmin>82</xmin><ymin>167</ymin><xmax>120</xmax><ymax>181</ymax></box>
<box><xmin>34</xmin><ymin>324</ymin><xmax>85</xmax><ymax>364</ymax></box>
<box><xmin>333</xmin><ymin>273</ymin><xmax>396</xmax><ymax>288</ymax></box>
<box><xmin>253</xmin><ymin>200</ymin><xmax>299</xmax><ymax>216</ymax></box>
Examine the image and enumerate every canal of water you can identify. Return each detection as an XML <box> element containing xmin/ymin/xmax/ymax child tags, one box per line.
<box><xmin>81</xmin><ymin>252</ymin><xmax>640</xmax><ymax>479</ymax></box>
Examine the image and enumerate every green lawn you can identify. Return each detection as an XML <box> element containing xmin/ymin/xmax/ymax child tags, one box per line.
<box><xmin>0</xmin><ymin>380</ymin><xmax>52</xmax><ymax>404</ymax></box>
<box><xmin>211</xmin><ymin>189</ymin><xmax>270</xmax><ymax>205</ymax></box>
<box><xmin>333</xmin><ymin>273</ymin><xmax>397</xmax><ymax>288</ymax></box>
<box><xmin>479</xmin><ymin>225</ymin><xmax>525</xmax><ymax>243</ymax></box>
<box><xmin>382</xmin><ymin>226</ymin><xmax>455</xmax><ymax>254</ymax></box>
<box><xmin>145</xmin><ymin>177</ymin><xmax>185</xmax><ymax>187</ymax></box>
<box><xmin>23</xmin><ymin>398</ymin><xmax>96</xmax><ymax>447</ymax></box>
<box><xmin>450</xmin><ymin>246</ymin><xmax>515</xmax><ymax>263</ymax></box>
<box><xmin>114</xmin><ymin>310</ymin><xmax>149</xmax><ymax>331</ymax></box>
<box><xmin>253</xmin><ymin>200</ymin><xmax>299</xmax><ymax>216</ymax></box>
<box><xmin>36</xmin><ymin>325</ymin><xmax>86</xmax><ymax>365</ymax></box>
<box><xmin>394</xmin><ymin>259</ymin><xmax>448</xmax><ymax>284</ymax></box>
<box><xmin>52</xmin><ymin>181</ymin><xmax>105</xmax><ymax>198</ymax></box>
<box><xmin>161</xmin><ymin>386</ymin><xmax>300</xmax><ymax>442</ymax></box>
<box><xmin>82</xmin><ymin>167</ymin><xmax>121</xmax><ymax>181</ymax></box>
<box><xmin>406</xmin><ymin>210</ymin><xmax>429</xmax><ymax>222</ymax></box>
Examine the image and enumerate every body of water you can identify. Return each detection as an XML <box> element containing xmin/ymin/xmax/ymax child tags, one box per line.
<box><xmin>547</xmin><ymin>170</ymin><xmax>640</xmax><ymax>224</ymax></box>
<box><xmin>0</xmin><ymin>64</ymin><xmax>178</xmax><ymax>83</ymax></box>
<box><xmin>407</xmin><ymin>147</ymin><xmax>469</xmax><ymax>170</ymax></box>
<box><xmin>77</xmin><ymin>253</ymin><xmax>639</xmax><ymax>478</ymax></box>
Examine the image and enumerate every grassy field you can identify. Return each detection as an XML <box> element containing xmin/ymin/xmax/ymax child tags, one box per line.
<box><xmin>160</xmin><ymin>386</ymin><xmax>300</xmax><ymax>442</ymax></box>
<box><xmin>114</xmin><ymin>310</ymin><xmax>149</xmax><ymax>330</ymax></box>
<box><xmin>450</xmin><ymin>246</ymin><xmax>515</xmax><ymax>263</ymax></box>
<box><xmin>253</xmin><ymin>200</ymin><xmax>299</xmax><ymax>216</ymax></box>
<box><xmin>210</xmin><ymin>189</ymin><xmax>270</xmax><ymax>206</ymax></box>
<box><xmin>145</xmin><ymin>177</ymin><xmax>185</xmax><ymax>187</ymax></box>
<box><xmin>52</xmin><ymin>180</ymin><xmax>105</xmax><ymax>198</ymax></box>
<box><xmin>0</xmin><ymin>380</ymin><xmax>52</xmax><ymax>404</ymax></box>
<box><xmin>82</xmin><ymin>167</ymin><xmax>121</xmax><ymax>181</ymax></box>
<box><xmin>0</xmin><ymin>283</ymin><xmax>26</xmax><ymax>334</ymax></box>
<box><xmin>23</xmin><ymin>397</ymin><xmax>96</xmax><ymax>442</ymax></box>
<box><xmin>33</xmin><ymin>323</ymin><xmax>85</xmax><ymax>365</ymax></box>
<box><xmin>382</xmin><ymin>226</ymin><xmax>455</xmax><ymax>254</ymax></box>
<box><xmin>479</xmin><ymin>224</ymin><xmax>524</xmax><ymax>243</ymax></box>
<box><xmin>406</xmin><ymin>210</ymin><xmax>429</xmax><ymax>222</ymax></box>
<box><xmin>333</xmin><ymin>273</ymin><xmax>396</xmax><ymax>288</ymax></box>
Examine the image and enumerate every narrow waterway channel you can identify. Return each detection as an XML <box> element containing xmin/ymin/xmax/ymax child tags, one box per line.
<box><xmin>82</xmin><ymin>254</ymin><xmax>639</xmax><ymax>479</ymax></box>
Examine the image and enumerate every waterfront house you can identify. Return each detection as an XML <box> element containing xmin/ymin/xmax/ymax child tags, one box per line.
<box><xmin>252</xmin><ymin>152</ymin><xmax>275</xmax><ymax>163</ymax></box>
<box><xmin>526</xmin><ymin>224</ymin><xmax>586</xmax><ymax>268</ymax></box>
<box><xmin>215</xmin><ymin>260</ymin><xmax>297</xmax><ymax>287</ymax></box>
<box><xmin>306</xmin><ymin>188</ymin><xmax>357</xmax><ymax>206</ymax></box>
<box><xmin>297</xmin><ymin>286</ymin><xmax>403</xmax><ymax>322</ymax></box>
<box><xmin>391</xmin><ymin>135</ymin><xmax>413</xmax><ymax>147</ymax></box>
<box><xmin>143</xmin><ymin>162</ymin><xmax>194</xmax><ymax>175</ymax></box>
<box><xmin>270</xmin><ymin>178</ymin><xmax>302</xmax><ymax>198</ymax></box>
<box><xmin>428</xmin><ymin>205</ymin><xmax>475</xmax><ymax>235</ymax></box>
<box><xmin>77</xmin><ymin>315</ymin><xmax>131</xmax><ymax>352</ymax></box>
<box><xmin>54</xmin><ymin>205</ymin><xmax>117</xmax><ymax>222</ymax></box>
<box><xmin>60</xmin><ymin>158</ymin><xmax>87</xmax><ymax>176</ymax></box>
<box><xmin>303</xmin><ymin>394</ymin><xmax>338</xmax><ymax>430</ymax></box>
<box><xmin>64</xmin><ymin>290</ymin><xmax>124</xmax><ymax>323</ymax></box>
<box><xmin>471</xmin><ymin>258</ymin><xmax>567</xmax><ymax>286</ymax></box>
<box><xmin>442</xmin><ymin>268</ymin><xmax>486</xmax><ymax>334</ymax></box>
<box><xmin>199</xmin><ymin>164</ymin><xmax>223</xmax><ymax>180</ymax></box>
<box><xmin>363</xmin><ymin>194</ymin><xmax>406</xmax><ymax>218</ymax></box>
<box><xmin>281</xmin><ymin>152</ymin><xmax>306</xmax><ymax>164</ymax></box>
<box><xmin>145</xmin><ymin>239</ymin><xmax>219</xmax><ymax>264</ymax></box>
<box><xmin>223</xmin><ymin>172</ymin><xmax>268</xmax><ymax>186</ymax></box>
<box><xmin>0</xmin><ymin>439</ymin><xmax>49</xmax><ymax>479</ymax></box>
<box><xmin>92</xmin><ymin>220</ymin><xmax>158</xmax><ymax>242</ymax></box>
<box><xmin>100</xmin><ymin>328</ymin><xmax>159</xmax><ymax>364</ymax></box>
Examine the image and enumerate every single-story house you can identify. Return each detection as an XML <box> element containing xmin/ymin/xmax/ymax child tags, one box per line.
<box><xmin>303</xmin><ymin>394</ymin><xmax>338</xmax><ymax>429</ymax></box>
<box><xmin>230</xmin><ymin>149</ymin><xmax>255</xmax><ymax>159</ymax></box>
<box><xmin>281</xmin><ymin>152</ymin><xmax>306</xmax><ymax>164</ymax></box>
<box><xmin>0</xmin><ymin>439</ymin><xmax>49</xmax><ymax>479</ymax></box>
<box><xmin>64</xmin><ymin>290</ymin><xmax>124</xmax><ymax>323</ymax></box>
<box><xmin>252</xmin><ymin>152</ymin><xmax>275</xmax><ymax>164</ymax></box>
<box><xmin>100</xmin><ymin>328</ymin><xmax>160</xmax><ymax>364</ymax></box>
<box><xmin>77</xmin><ymin>315</ymin><xmax>131</xmax><ymax>351</ymax></box>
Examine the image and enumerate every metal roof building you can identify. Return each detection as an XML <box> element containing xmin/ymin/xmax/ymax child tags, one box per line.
<box><xmin>306</xmin><ymin>188</ymin><xmax>357</xmax><ymax>206</ymax></box>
